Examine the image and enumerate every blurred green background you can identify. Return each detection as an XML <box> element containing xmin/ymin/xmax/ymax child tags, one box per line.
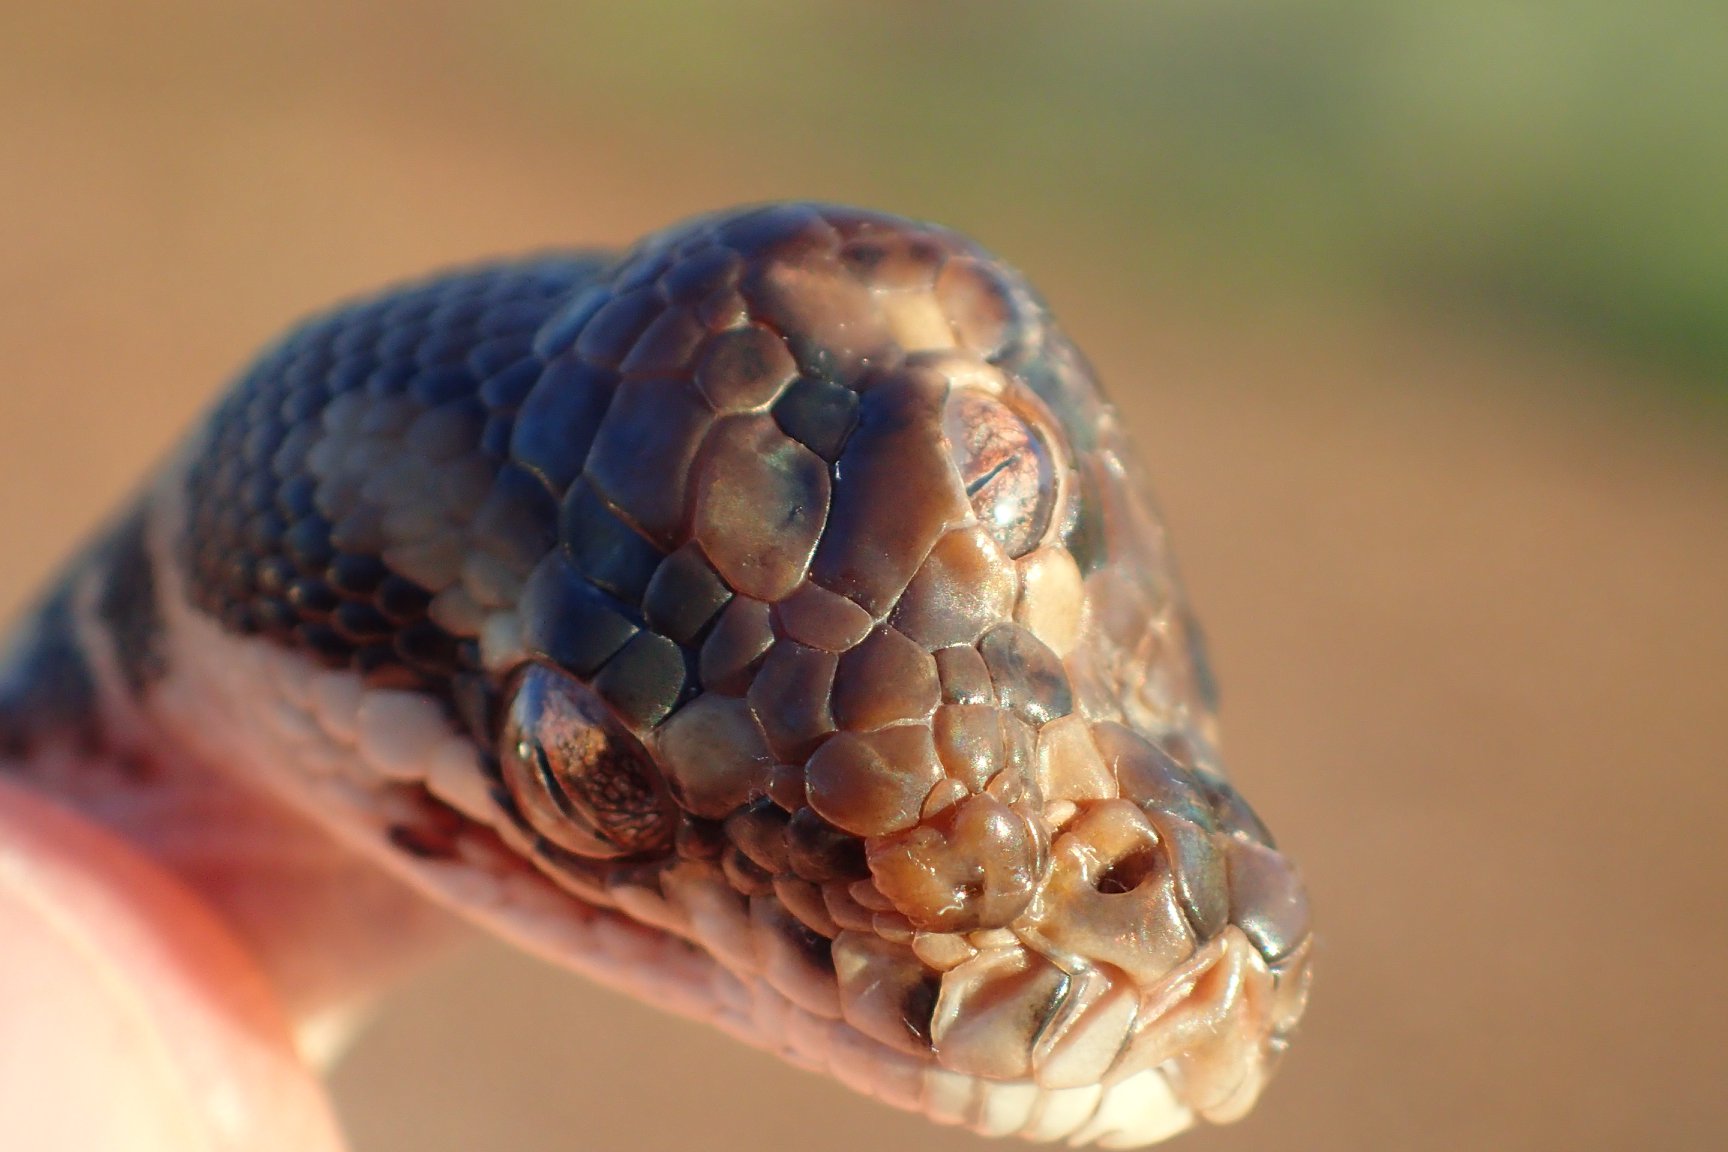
<box><xmin>477</xmin><ymin>1</ymin><xmax>1728</xmax><ymax>403</ymax></box>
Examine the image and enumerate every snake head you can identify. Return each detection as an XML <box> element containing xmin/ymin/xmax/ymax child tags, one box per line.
<box><xmin>177</xmin><ymin>202</ymin><xmax>1311</xmax><ymax>1144</ymax></box>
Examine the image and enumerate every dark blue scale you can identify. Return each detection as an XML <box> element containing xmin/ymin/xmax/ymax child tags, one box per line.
<box><xmin>182</xmin><ymin>258</ymin><xmax>609</xmax><ymax>700</ymax></box>
<box><xmin>771</xmin><ymin>375</ymin><xmax>859</xmax><ymax>463</ymax></box>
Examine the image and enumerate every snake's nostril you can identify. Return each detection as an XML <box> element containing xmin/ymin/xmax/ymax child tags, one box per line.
<box><xmin>1094</xmin><ymin>844</ymin><xmax>1159</xmax><ymax>895</ymax></box>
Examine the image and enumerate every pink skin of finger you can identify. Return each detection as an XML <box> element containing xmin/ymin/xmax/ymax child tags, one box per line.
<box><xmin>0</xmin><ymin>779</ymin><xmax>346</xmax><ymax>1152</ymax></box>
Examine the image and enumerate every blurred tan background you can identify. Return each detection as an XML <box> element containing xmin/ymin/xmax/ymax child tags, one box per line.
<box><xmin>2</xmin><ymin>3</ymin><xmax>1725</xmax><ymax>1149</ymax></box>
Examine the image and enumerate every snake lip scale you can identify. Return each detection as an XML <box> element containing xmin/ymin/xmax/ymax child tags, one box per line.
<box><xmin>0</xmin><ymin>202</ymin><xmax>1311</xmax><ymax>1146</ymax></box>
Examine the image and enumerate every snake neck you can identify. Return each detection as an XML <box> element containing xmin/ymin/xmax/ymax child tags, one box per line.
<box><xmin>0</xmin><ymin>501</ymin><xmax>466</xmax><ymax>1051</ymax></box>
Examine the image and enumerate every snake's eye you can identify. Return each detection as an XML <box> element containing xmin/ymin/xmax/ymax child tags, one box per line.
<box><xmin>499</xmin><ymin>664</ymin><xmax>675</xmax><ymax>859</ymax></box>
<box><xmin>944</xmin><ymin>389</ymin><xmax>1060</xmax><ymax>559</ymax></box>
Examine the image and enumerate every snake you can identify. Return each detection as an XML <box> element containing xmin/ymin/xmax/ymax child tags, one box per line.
<box><xmin>0</xmin><ymin>202</ymin><xmax>1310</xmax><ymax>1146</ymax></box>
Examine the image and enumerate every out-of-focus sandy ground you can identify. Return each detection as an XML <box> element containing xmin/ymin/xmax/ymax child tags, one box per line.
<box><xmin>1</xmin><ymin>5</ymin><xmax>1725</xmax><ymax>1150</ymax></box>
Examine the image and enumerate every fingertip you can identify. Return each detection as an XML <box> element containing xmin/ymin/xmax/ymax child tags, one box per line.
<box><xmin>0</xmin><ymin>779</ymin><xmax>347</xmax><ymax>1152</ymax></box>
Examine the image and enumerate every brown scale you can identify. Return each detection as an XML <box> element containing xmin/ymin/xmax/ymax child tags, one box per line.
<box><xmin>583</xmin><ymin>375</ymin><xmax>713</xmax><ymax>547</ymax></box>
<box><xmin>809</xmin><ymin>367</ymin><xmax>972</xmax><ymax>616</ymax></box>
<box><xmin>804</xmin><ymin>725</ymin><xmax>945</xmax><ymax>837</ymax></box>
<box><xmin>866</xmin><ymin>793</ymin><xmax>1043</xmax><ymax>933</ymax></box>
<box><xmin>830</xmin><ymin>627</ymin><xmax>939</xmax><ymax>731</ymax></box>
<box><xmin>890</xmin><ymin>525</ymin><xmax>1019</xmax><ymax>648</ymax></box>
<box><xmin>693</xmin><ymin>323</ymin><xmax>799</xmax><ymax>411</ymax></box>
<box><xmin>771</xmin><ymin>582</ymin><xmax>874</xmax><ymax>652</ymax></box>
<box><xmin>933</xmin><ymin>704</ymin><xmax>1006</xmax><ymax>791</ymax></box>
<box><xmin>690</xmin><ymin>414</ymin><xmax>829</xmax><ymax>601</ymax></box>
<box><xmin>696</xmin><ymin>595</ymin><xmax>772</xmax><ymax>693</ymax></box>
<box><xmin>650</xmin><ymin>694</ymin><xmax>770</xmax><ymax>819</ymax></box>
<box><xmin>745</xmin><ymin>641</ymin><xmax>837</xmax><ymax>762</ymax></box>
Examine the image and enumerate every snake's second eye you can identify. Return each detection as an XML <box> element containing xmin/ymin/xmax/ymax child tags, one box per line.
<box><xmin>943</xmin><ymin>389</ymin><xmax>1060</xmax><ymax>558</ymax></box>
<box><xmin>499</xmin><ymin>664</ymin><xmax>675</xmax><ymax>859</ymax></box>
